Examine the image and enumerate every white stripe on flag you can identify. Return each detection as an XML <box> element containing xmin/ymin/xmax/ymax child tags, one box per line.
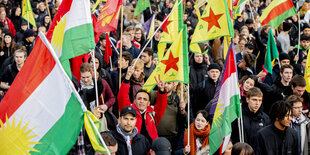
<box><xmin>7</xmin><ymin>65</ymin><xmax>73</xmax><ymax>145</ymax></box>
<box><xmin>65</xmin><ymin>0</ymin><xmax>92</xmax><ymax>31</ymax></box>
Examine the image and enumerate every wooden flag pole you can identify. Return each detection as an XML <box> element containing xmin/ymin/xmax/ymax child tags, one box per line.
<box><xmin>45</xmin><ymin>0</ymin><xmax>52</xmax><ymax>23</ymax></box>
<box><xmin>91</xmin><ymin>50</ymin><xmax>100</xmax><ymax>107</ymax></box>
<box><xmin>119</xmin><ymin>4</ymin><xmax>124</xmax><ymax>89</ymax></box>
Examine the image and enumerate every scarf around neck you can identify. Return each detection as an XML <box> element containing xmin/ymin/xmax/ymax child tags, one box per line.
<box><xmin>116</xmin><ymin>124</ymin><xmax>138</xmax><ymax>155</ymax></box>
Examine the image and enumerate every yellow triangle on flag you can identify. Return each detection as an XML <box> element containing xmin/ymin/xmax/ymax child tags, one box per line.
<box><xmin>22</xmin><ymin>0</ymin><xmax>37</xmax><ymax>28</ymax></box>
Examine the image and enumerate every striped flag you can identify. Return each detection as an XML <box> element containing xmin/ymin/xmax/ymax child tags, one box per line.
<box><xmin>259</xmin><ymin>0</ymin><xmax>297</xmax><ymax>28</ymax></box>
<box><xmin>209</xmin><ymin>42</ymin><xmax>241</xmax><ymax>155</ymax></box>
<box><xmin>0</xmin><ymin>33</ymin><xmax>85</xmax><ymax>154</ymax></box>
<box><xmin>46</xmin><ymin>0</ymin><xmax>95</xmax><ymax>79</ymax></box>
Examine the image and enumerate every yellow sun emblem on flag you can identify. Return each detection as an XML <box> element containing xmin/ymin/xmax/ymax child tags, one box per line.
<box><xmin>213</xmin><ymin>99</ymin><xmax>224</xmax><ymax>127</ymax></box>
<box><xmin>0</xmin><ymin>115</ymin><xmax>39</xmax><ymax>154</ymax></box>
<box><xmin>51</xmin><ymin>15</ymin><xmax>67</xmax><ymax>57</ymax></box>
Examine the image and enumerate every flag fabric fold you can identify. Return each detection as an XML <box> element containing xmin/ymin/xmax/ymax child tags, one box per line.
<box><xmin>95</xmin><ymin>0</ymin><xmax>122</xmax><ymax>34</ymax></box>
<box><xmin>104</xmin><ymin>33</ymin><xmax>112</xmax><ymax>65</ymax></box>
<box><xmin>22</xmin><ymin>0</ymin><xmax>37</xmax><ymax>28</ymax></box>
<box><xmin>189</xmin><ymin>0</ymin><xmax>234</xmax><ymax>53</ymax></box>
<box><xmin>46</xmin><ymin>0</ymin><xmax>95</xmax><ymax>78</ymax></box>
<box><xmin>143</xmin><ymin>26</ymin><xmax>189</xmax><ymax>92</ymax></box>
<box><xmin>259</xmin><ymin>0</ymin><xmax>297</xmax><ymax>28</ymax></box>
<box><xmin>209</xmin><ymin>42</ymin><xmax>241</xmax><ymax>155</ymax></box>
<box><xmin>134</xmin><ymin>0</ymin><xmax>151</xmax><ymax>17</ymax></box>
<box><xmin>0</xmin><ymin>32</ymin><xmax>85</xmax><ymax>154</ymax></box>
<box><xmin>305</xmin><ymin>49</ymin><xmax>310</xmax><ymax>92</ymax></box>
<box><xmin>264</xmin><ymin>28</ymin><xmax>279</xmax><ymax>74</ymax></box>
<box><xmin>142</xmin><ymin>10</ymin><xmax>157</xmax><ymax>39</ymax></box>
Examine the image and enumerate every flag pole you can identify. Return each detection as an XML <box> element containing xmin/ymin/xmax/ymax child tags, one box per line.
<box><xmin>132</xmin><ymin>0</ymin><xmax>183</xmax><ymax>67</ymax></box>
<box><xmin>119</xmin><ymin>4</ymin><xmax>124</xmax><ymax>89</ymax></box>
<box><xmin>109</xmin><ymin>56</ymin><xmax>113</xmax><ymax>71</ymax></box>
<box><xmin>187</xmin><ymin>82</ymin><xmax>190</xmax><ymax>147</ymax></box>
<box><xmin>27</xmin><ymin>12</ymin><xmax>30</xmax><ymax>29</ymax></box>
<box><xmin>297</xmin><ymin>2</ymin><xmax>301</xmax><ymax>62</ymax></box>
<box><xmin>45</xmin><ymin>0</ymin><xmax>52</xmax><ymax>24</ymax></box>
<box><xmin>92</xmin><ymin>49</ymin><xmax>100</xmax><ymax>107</ymax></box>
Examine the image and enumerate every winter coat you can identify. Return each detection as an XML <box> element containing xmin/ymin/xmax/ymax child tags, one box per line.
<box><xmin>232</xmin><ymin>105</ymin><xmax>271</xmax><ymax>148</ymax></box>
<box><xmin>108</xmin><ymin>129</ymin><xmax>150</xmax><ymax>155</ymax></box>
<box><xmin>255</xmin><ymin>124</ymin><xmax>299</xmax><ymax>155</ymax></box>
<box><xmin>99</xmin><ymin>78</ymin><xmax>115</xmax><ymax>109</ymax></box>
<box><xmin>264</xmin><ymin>64</ymin><xmax>280</xmax><ymax>86</ymax></box>
<box><xmin>117</xmin><ymin>80</ymin><xmax>167</xmax><ymax>141</ymax></box>
<box><xmin>290</xmin><ymin>114</ymin><xmax>310</xmax><ymax>155</ymax></box>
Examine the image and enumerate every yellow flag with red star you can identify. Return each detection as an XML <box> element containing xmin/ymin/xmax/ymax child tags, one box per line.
<box><xmin>189</xmin><ymin>0</ymin><xmax>234</xmax><ymax>53</ymax></box>
<box><xmin>157</xmin><ymin>0</ymin><xmax>183</xmax><ymax>60</ymax></box>
<box><xmin>143</xmin><ymin>26</ymin><xmax>189</xmax><ymax>92</ymax></box>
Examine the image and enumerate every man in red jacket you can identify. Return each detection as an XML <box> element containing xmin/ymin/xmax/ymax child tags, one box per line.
<box><xmin>118</xmin><ymin>66</ymin><xmax>167</xmax><ymax>143</ymax></box>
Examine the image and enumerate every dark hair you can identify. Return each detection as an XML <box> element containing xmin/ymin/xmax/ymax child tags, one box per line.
<box><xmin>247</xmin><ymin>87</ymin><xmax>263</xmax><ymax>98</ymax></box>
<box><xmin>196</xmin><ymin>110</ymin><xmax>210</xmax><ymax>122</ymax></box>
<box><xmin>243</xmin><ymin>53</ymin><xmax>255</xmax><ymax>67</ymax></box>
<box><xmin>269</xmin><ymin>101</ymin><xmax>292</xmax><ymax>122</ymax></box>
<box><xmin>100</xmin><ymin>133</ymin><xmax>117</xmax><ymax>146</ymax></box>
<box><xmin>286</xmin><ymin>95</ymin><xmax>303</xmax><ymax>107</ymax></box>
<box><xmin>232</xmin><ymin>142</ymin><xmax>254</xmax><ymax>155</ymax></box>
<box><xmin>301</xmin><ymin>34</ymin><xmax>310</xmax><ymax>41</ymax></box>
<box><xmin>239</xmin><ymin>75</ymin><xmax>257</xmax><ymax>85</ymax></box>
<box><xmin>245</xmin><ymin>43</ymin><xmax>255</xmax><ymax>50</ymax></box>
<box><xmin>99</xmin><ymin>33</ymin><xmax>106</xmax><ymax>41</ymax></box>
<box><xmin>143</xmin><ymin>47</ymin><xmax>154</xmax><ymax>57</ymax></box>
<box><xmin>280</xmin><ymin>64</ymin><xmax>293</xmax><ymax>73</ymax></box>
<box><xmin>291</xmin><ymin>75</ymin><xmax>306</xmax><ymax>87</ymax></box>
<box><xmin>119</xmin><ymin>52</ymin><xmax>132</xmax><ymax>64</ymax></box>
<box><xmin>135</xmin><ymin>89</ymin><xmax>151</xmax><ymax>101</ymax></box>
<box><xmin>245</xmin><ymin>19</ymin><xmax>254</xmax><ymax>25</ymax></box>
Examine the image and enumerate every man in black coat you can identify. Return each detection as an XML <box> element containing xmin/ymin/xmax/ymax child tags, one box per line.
<box><xmin>256</xmin><ymin>101</ymin><xmax>298</xmax><ymax>155</ymax></box>
<box><xmin>231</xmin><ymin>87</ymin><xmax>271</xmax><ymax>148</ymax></box>
<box><xmin>109</xmin><ymin>106</ymin><xmax>150</xmax><ymax>155</ymax></box>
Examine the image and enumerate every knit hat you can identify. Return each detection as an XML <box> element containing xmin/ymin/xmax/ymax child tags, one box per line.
<box><xmin>279</xmin><ymin>53</ymin><xmax>290</xmax><ymax>61</ymax></box>
<box><xmin>282</xmin><ymin>22</ymin><xmax>291</xmax><ymax>31</ymax></box>
<box><xmin>208</xmin><ymin>63</ymin><xmax>221</xmax><ymax>71</ymax></box>
<box><xmin>24</xmin><ymin>29</ymin><xmax>35</xmax><ymax>38</ymax></box>
<box><xmin>151</xmin><ymin>137</ymin><xmax>171</xmax><ymax>155</ymax></box>
<box><xmin>4</xmin><ymin>32</ymin><xmax>12</xmax><ymax>38</ymax></box>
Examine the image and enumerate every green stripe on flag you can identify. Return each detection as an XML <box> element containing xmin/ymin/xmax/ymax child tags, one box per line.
<box><xmin>31</xmin><ymin>93</ymin><xmax>84</xmax><ymax>154</ymax></box>
<box><xmin>210</xmin><ymin>95</ymin><xmax>241</xmax><ymax>155</ymax></box>
<box><xmin>268</xmin><ymin>7</ymin><xmax>297</xmax><ymax>28</ymax></box>
<box><xmin>60</xmin><ymin>23</ymin><xmax>95</xmax><ymax>61</ymax></box>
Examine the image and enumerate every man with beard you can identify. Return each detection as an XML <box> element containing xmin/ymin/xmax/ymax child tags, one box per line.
<box><xmin>141</xmin><ymin>47</ymin><xmax>155</xmax><ymax>81</ymax></box>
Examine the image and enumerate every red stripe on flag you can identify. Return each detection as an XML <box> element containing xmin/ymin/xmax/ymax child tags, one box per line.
<box><xmin>0</xmin><ymin>37</ymin><xmax>55</xmax><ymax>123</ymax></box>
<box><xmin>46</xmin><ymin>0</ymin><xmax>73</xmax><ymax>41</ymax></box>
<box><xmin>261</xmin><ymin>0</ymin><xmax>294</xmax><ymax>25</ymax></box>
<box><xmin>223</xmin><ymin>47</ymin><xmax>236</xmax><ymax>84</ymax></box>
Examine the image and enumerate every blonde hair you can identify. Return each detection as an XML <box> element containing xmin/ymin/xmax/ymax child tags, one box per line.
<box><xmin>132</xmin><ymin>58</ymin><xmax>144</xmax><ymax>69</ymax></box>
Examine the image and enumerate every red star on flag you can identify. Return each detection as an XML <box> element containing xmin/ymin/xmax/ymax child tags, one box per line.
<box><xmin>201</xmin><ymin>8</ymin><xmax>223</xmax><ymax>31</ymax></box>
<box><xmin>161</xmin><ymin>52</ymin><xmax>179</xmax><ymax>73</ymax></box>
<box><xmin>161</xmin><ymin>15</ymin><xmax>172</xmax><ymax>33</ymax></box>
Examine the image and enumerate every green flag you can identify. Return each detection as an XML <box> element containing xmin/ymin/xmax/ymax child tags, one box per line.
<box><xmin>264</xmin><ymin>28</ymin><xmax>279</xmax><ymax>74</ymax></box>
<box><xmin>134</xmin><ymin>0</ymin><xmax>151</xmax><ymax>17</ymax></box>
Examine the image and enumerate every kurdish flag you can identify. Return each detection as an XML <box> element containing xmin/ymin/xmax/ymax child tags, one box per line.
<box><xmin>22</xmin><ymin>0</ymin><xmax>36</xmax><ymax>28</ymax></box>
<box><xmin>158</xmin><ymin>0</ymin><xmax>183</xmax><ymax>60</ymax></box>
<box><xmin>260</xmin><ymin>0</ymin><xmax>297</xmax><ymax>28</ymax></box>
<box><xmin>264</xmin><ymin>28</ymin><xmax>279</xmax><ymax>74</ymax></box>
<box><xmin>0</xmin><ymin>32</ymin><xmax>85</xmax><ymax>154</ymax></box>
<box><xmin>46</xmin><ymin>0</ymin><xmax>95</xmax><ymax>78</ymax></box>
<box><xmin>233</xmin><ymin>0</ymin><xmax>248</xmax><ymax>19</ymax></box>
<box><xmin>134</xmin><ymin>0</ymin><xmax>151</xmax><ymax>17</ymax></box>
<box><xmin>143</xmin><ymin>26</ymin><xmax>189</xmax><ymax>92</ymax></box>
<box><xmin>190</xmin><ymin>0</ymin><xmax>234</xmax><ymax>53</ymax></box>
<box><xmin>209</xmin><ymin>42</ymin><xmax>241</xmax><ymax>155</ymax></box>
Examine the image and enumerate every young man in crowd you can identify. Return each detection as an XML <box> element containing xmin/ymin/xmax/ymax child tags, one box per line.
<box><xmin>141</xmin><ymin>47</ymin><xmax>156</xmax><ymax>81</ymax></box>
<box><xmin>272</xmin><ymin>64</ymin><xmax>294</xmax><ymax>102</ymax></box>
<box><xmin>256</xmin><ymin>101</ymin><xmax>298</xmax><ymax>155</ymax></box>
<box><xmin>232</xmin><ymin>87</ymin><xmax>270</xmax><ymax>148</ymax></box>
<box><xmin>237</xmin><ymin>53</ymin><xmax>255</xmax><ymax>79</ymax></box>
<box><xmin>286</xmin><ymin>95</ymin><xmax>310</xmax><ymax>155</ymax></box>
<box><xmin>95</xmin><ymin>133</ymin><xmax>118</xmax><ymax>155</ymax></box>
<box><xmin>118</xmin><ymin>66</ymin><xmax>167</xmax><ymax>143</ymax></box>
<box><xmin>108</xmin><ymin>106</ymin><xmax>150</xmax><ymax>155</ymax></box>
<box><xmin>264</xmin><ymin>53</ymin><xmax>291</xmax><ymax>85</ymax></box>
<box><xmin>0</xmin><ymin>49</ymin><xmax>27</xmax><ymax>92</ymax></box>
<box><xmin>289</xmin><ymin>75</ymin><xmax>310</xmax><ymax>116</ymax></box>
